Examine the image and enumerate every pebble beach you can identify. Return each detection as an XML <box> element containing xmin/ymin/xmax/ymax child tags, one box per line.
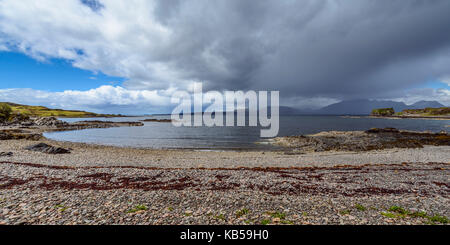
<box><xmin>1</xmin><ymin>137</ymin><xmax>449</xmax><ymax>225</ymax></box>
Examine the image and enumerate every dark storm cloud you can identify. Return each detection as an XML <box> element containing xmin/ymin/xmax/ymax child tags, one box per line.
<box><xmin>1</xmin><ymin>0</ymin><xmax>450</xmax><ymax>111</ymax></box>
<box><xmin>149</xmin><ymin>0</ymin><xmax>450</xmax><ymax>101</ymax></box>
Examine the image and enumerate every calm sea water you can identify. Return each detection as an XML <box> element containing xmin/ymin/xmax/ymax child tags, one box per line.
<box><xmin>44</xmin><ymin>115</ymin><xmax>449</xmax><ymax>150</ymax></box>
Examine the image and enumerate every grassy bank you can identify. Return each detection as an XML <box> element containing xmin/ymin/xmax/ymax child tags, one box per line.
<box><xmin>398</xmin><ymin>107</ymin><xmax>450</xmax><ymax>117</ymax></box>
<box><xmin>2</xmin><ymin>102</ymin><xmax>123</xmax><ymax>118</ymax></box>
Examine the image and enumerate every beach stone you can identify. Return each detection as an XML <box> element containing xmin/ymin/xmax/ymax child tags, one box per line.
<box><xmin>0</xmin><ymin>152</ymin><xmax>13</xmax><ymax>156</ymax></box>
<box><xmin>25</xmin><ymin>143</ymin><xmax>71</xmax><ymax>154</ymax></box>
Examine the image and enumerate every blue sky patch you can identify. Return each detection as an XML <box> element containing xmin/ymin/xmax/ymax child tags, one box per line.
<box><xmin>0</xmin><ymin>52</ymin><xmax>124</xmax><ymax>91</ymax></box>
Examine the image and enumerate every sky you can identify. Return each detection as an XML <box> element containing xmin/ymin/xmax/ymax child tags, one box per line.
<box><xmin>0</xmin><ymin>0</ymin><xmax>449</xmax><ymax>114</ymax></box>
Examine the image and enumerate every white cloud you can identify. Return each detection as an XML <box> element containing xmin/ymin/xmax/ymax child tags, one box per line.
<box><xmin>0</xmin><ymin>0</ymin><xmax>182</xmax><ymax>89</ymax></box>
<box><xmin>0</xmin><ymin>85</ymin><xmax>174</xmax><ymax>114</ymax></box>
<box><xmin>440</xmin><ymin>76</ymin><xmax>450</xmax><ymax>86</ymax></box>
<box><xmin>394</xmin><ymin>87</ymin><xmax>450</xmax><ymax>106</ymax></box>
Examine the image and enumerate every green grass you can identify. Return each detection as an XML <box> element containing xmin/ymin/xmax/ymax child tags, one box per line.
<box><xmin>54</xmin><ymin>204</ymin><xmax>68</xmax><ymax>212</ymax></box>
<box><xmin>381</xmin><ymin>206</ymin><xmax>448</xmax><ymax>224</ymax></box>
<box><xmin>355</xmin><ymin>203</ymin><xmax>367</xmax><ymax>211</ymax></box>
<box><xmin>340</xmin><ymin>210</ymin><xmax>351</xmax><ymax>215</ymax></box>
<box><xmin>381</xmin><ymin>212</ymin><xmax>400</xmax><ymax>219</ymax></box>
<box><xmin>388</xmin><ymin>206</ymin><xmax>408</xmax><ymax>214</ymax></box>
<box><xmin>428</xmin><ymin>215</ymin><xmax>449</xmax><ymax>224</ymax></box>
<box><xmin>236</xmin><ymin>208</ymin><xmax>250</xmax><ymax>218</ymax></box>
<box><xmin>260</xmin><ymin>219</ymin><xmax>271</xmax><ymax>225</ymax></box>
<box><xmin>267</xmin><ymin>211</ymin><xmax>286</xmax><ymax>219</ymax></box>
<box><xmin>127</xmin><ymin>205</ymin><xmax>148</xmax><ymax>213</ymax></box>
<box><xmin>214</xmin><ymin>214</ymin><xmax>225</xmax><ymax>220</ymax></box>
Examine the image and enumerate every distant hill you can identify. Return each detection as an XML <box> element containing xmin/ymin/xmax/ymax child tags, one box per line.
<box><xmin>312</xmin><ymin>99</ymin><xmax>445</xmax><ymax>115</ymax></box>
<box><xmin>2</xmin><ymin>102</ymin><xmax>124</xmax><ymax>118</ymax></box>
<box><xmin>197</xmin><ymin>100</ymin><xmax>446</xmax><ymax>116</ymax></box>
<box><xmin>408</xmin><ymin>100</ymin><xmax>444</xmax><ymax>109</ymax></box>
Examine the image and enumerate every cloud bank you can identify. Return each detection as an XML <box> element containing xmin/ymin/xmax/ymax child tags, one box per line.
<box><xmin>0</xmin><ymin>86</ymin><xmax>174</xmax><ymax>114</ymax></box>
<box><xmin>1</xmin><ymin>0</ymin><xmax>450</xmax><ymax>111</ymax></box>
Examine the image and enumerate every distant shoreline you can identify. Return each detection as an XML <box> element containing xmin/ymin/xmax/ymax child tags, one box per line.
<box><xmin>369</xmin><ymin>115</ymin><xmax>450</xmax><ymax>120</ymax></box>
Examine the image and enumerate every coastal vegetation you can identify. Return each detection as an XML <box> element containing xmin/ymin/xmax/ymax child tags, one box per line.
<box><xmin>0</xmin><ymin>102</ymin><xmax>123</xmax><ymax>118</ymax></box>
<box><xmin>399</xmin><ymin>107</ymin><xmax>450</xmax><ymax>116</ymax></box>
<box><xmin>0</xmin><ymin>103</ymin><xmax>12</xmax><ymax>121</ymax></box>
<box><xmin>371</xmin><ymin>106</ymin><xmax>450</xmax><ymax>117</ymax></box>
<box><xmin>371</xmin><ymin>108</ymin><xmax>395</xmax><ymax>116</ymax></box>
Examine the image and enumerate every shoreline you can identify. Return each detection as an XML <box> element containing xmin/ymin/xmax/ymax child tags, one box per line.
<box><xmin>1</xmin><ymin>138</ymin><xmax>449</xmax><ymax>168</ymax></box>
<box><xmin>369</xmin><ymin>115</ymin><xmax>450</xmax><ymax>120</ymax></box>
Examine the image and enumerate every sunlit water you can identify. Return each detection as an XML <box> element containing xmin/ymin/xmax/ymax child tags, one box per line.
<box><xmin>44</xmin><ymin>115</ymin><xmax>449</xmax><ymax>150</ymax></box>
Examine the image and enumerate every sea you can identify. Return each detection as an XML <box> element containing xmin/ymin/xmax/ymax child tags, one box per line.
<box><xmin>43</xmin><ymin>115</ymin><xmax>449</xmax><ymax>150</ymax></box>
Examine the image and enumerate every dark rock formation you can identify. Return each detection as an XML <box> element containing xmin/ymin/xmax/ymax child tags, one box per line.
<box><xmin>0</xmin><ymin>129</ymin><xmax>42</xmax><ymax>140</ymax></box>
<box><xmin>25</xmin><ymin>143</ymin><xmax>71</xmax><ymax>154</ymax></box>
<box><xmin>33</xmin><ymin>117</ymin><xmax>69</xmax><ymax>127</ymax></box>
<box><xmin>0</xmin><ymin>152</ymin><xmax>13</xmax><ymax>157</ymax></box>
<box><xmin>0</xmin><ymin>116</ymin><xmax>68</xmax><ymax>128</ymax></box>
<box><xmin>140</xmin><ymin>119</ymin><xmax>172</xmax><ymax>123</ymax></box>
<box><xmin>274</xmin><ymin>128</ymin><xmax>449</xmax><ymax>152</ymax></box>
<box><xmin>58</xmin><ymin>121</ymin><xmax>144</xmax><ymax>131</ymax></box>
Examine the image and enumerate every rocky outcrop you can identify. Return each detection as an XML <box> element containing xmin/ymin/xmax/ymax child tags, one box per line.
<box><xmin>2</xmin><ymin>116</ymin><xmax>144</xmax><ymax>130</ymax></box>
<box><xmin>58</xmin><ymin>121</ymin><xmax>144</xmax><ymax>131</ymax></box>
<box><xmin>0</xmin><ymin>129</ymin><xmax>43</xmax><ymax>140</ymax></box>
<box><xmin>33</xmin><ymin>117</ymin><xmax>69</xmax><ymax>127</ymax></box>
<box><xmin>1</xmin><ymin>117</ymin><xmax>144</xmax><ymax>141</ymax></box>
<box><xmin>273</xmin><ymin>128</ymin><xmax>449</xmax><ymax>152</ymax></box>
<box><xmin>0</xmin><ymin>116</ymin><xmax>69</xmax><ymax>128</ymax></box>
<box><xmin>140</xmin><ymin>119</ymin><xmax>172</xmax><ymax>123</ymax></box>
<box><xmin>25</xmin><ymin>143</ymin><xmax>71</xmax><ymax>154</ymax></box>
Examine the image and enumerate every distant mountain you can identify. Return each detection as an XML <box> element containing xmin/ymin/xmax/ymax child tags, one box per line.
<box><xmin>160</xmin><ymin>99</ymin><xmax>446</xmax><ymax>116</ymax></box>
<box><xmin>313</xmin><ymin>99</ymin><xmax>406</xmax><ymax>115</ymax></box>
<box><xmin>312</xmin><ymin>99</ymin><xmax>446</xmax><ymax>115</ymax></box>
<box><xmin>409</xmin><ymin>100</ymin><xmax>444</xmax><ymax>109</ymax></box>
<box><xmin>278</xmin><ymin>106</ymin><xmax>305</xmax><ymax>115</ymax></box>
<box><xmin>182</xmin><ymin>105</ymin><xmax>304</xmax><ymax>116</ymax></box>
